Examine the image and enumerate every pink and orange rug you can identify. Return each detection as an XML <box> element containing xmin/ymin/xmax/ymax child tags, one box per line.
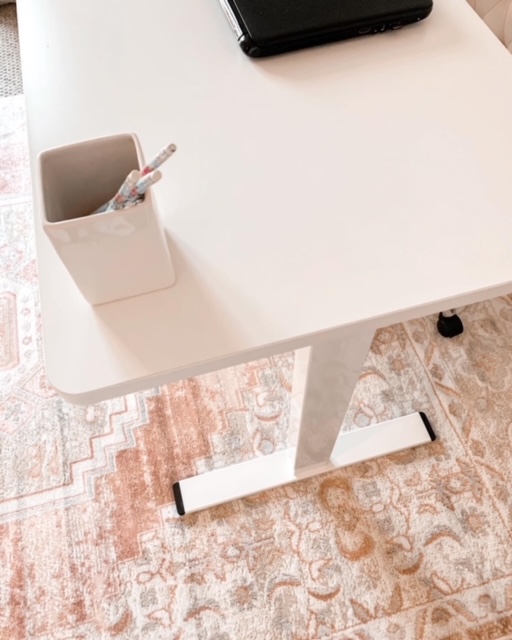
<box><xmin>2</xmin><ymin>95</ymin><xmax>512</xmax><ymax>639</ymax></box>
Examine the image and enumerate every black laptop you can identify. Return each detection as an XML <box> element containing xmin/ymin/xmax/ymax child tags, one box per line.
<box><xmin>218</xmin><ymin>0</ymin><xmax>433</xmax><ymax>57</ymax></box>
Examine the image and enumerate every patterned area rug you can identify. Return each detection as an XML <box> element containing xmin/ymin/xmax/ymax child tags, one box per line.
<box><xmin>0</xmin><ymin>4</ymin><xmax>22</xmax><ymax>98</ymax></box>
<box><xmin>2</xmin><ymin>95</ymin><xmax>512</xmax><ymax>640</ymax></box>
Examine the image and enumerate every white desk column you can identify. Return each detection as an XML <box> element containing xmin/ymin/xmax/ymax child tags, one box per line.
<box><xmin>292</xmin><ymin>331</ymin><xmax>375</xmax><ymax>471</ymax></box>
<box><xmin>173</xmin><ymin>329</ymin><xmax>436</xmax><ymax>516</ymax></box>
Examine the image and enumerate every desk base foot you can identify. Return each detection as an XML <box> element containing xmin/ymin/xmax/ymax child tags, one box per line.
<box><xmin>173</xmin><ymin>412</ymin><xmax>435</xmax><ymax>516</ymax></box>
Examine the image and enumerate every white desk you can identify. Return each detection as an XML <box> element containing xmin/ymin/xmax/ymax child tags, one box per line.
<box><xmin>17</xmin><ymin>0</ymin><xmax>512</xmax><ymax>514</ymax></box>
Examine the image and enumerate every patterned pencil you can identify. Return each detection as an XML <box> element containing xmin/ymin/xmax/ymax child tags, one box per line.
<box><xmin>109</xmin><ymin>169</ymin><xmax>142</xmax><ymax>210</ymax></box>
<box><xmin>94</xmin><ymin>169</ymin><xmax>140</xmax><ymax>213</ymax></box>
<box><xmin>120</xmin><ymin>170</ymin><xmax>163</xmax><ymax>209</ymax></box>
<box><xmin>140</xmin><ymin>143</ymin><xmax>177</xmax><ymax>176</ymax></box>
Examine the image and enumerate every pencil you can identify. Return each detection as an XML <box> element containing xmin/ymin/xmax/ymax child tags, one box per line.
<box><xmin>129</xmin><ymin>170</ymin><xmax>162</xmax><ymax>198</ymax></box>
<box><xmin>94</xmin><ymin>169</ymin><xmax>140</xmax><ymax>213</ymax></box>
<box><xmin>109</xmin><ymin>169</ymin><xmax>141</xmax><ymax>210</ymax></box>
<box><xmin>121</xmin><ymin>170</ymin><xmax>163</xmax><ymax>209</ymax></box>
<box><xmin>140</xmin><ymin>143</ymin><xmax>177</xmax><ymax>176</ymax></box>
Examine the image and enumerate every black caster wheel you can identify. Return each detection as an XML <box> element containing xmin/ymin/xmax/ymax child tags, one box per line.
<box><xmin>437</xmin><ymin>313</ymin><xmax>464</xmax><ymax>338</ymax></box>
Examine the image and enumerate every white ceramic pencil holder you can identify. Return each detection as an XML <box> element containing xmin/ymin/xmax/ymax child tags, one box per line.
<box><xmin>37</xmin><ymin>133</ymin><xmax>175</xmax><ymax>305</ymax></box>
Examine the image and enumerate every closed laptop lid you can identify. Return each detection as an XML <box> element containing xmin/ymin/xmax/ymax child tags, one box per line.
<box><xmin>229</xmin><ymin>0</ymin><xmax>433</xmax><ymax>47</ymax></box>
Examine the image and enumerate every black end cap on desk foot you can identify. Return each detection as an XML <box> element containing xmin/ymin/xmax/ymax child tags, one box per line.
<box><xmin>420</xmin><ymin>412</ymin><xmax>436</xmax><ymax>441</ymax></box>
<box><xmin>173</xmin><ymin>482</ymin><xmax>186</xmax><ymax>516</ymax></box>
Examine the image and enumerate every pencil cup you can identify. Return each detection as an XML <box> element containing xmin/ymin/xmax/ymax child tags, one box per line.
<box><xmin>37</xmin><ymin>133</ymin><xmax>176</xmax><ymax>305</ymax></box>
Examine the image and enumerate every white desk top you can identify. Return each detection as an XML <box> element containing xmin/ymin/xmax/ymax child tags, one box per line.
<box><xmin>17</xmin><ymin>0</ymin><xmax>512</xmax><ymax>403</ymax></box>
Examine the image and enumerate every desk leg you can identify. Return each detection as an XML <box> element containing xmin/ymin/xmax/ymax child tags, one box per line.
<box><xmin>173</xmin><ymin>332</ymin><xmax>436</xmax><ymax>516</ymax></box>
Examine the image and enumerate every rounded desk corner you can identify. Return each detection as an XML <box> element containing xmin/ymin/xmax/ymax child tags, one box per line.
<box><xmin>45</xmin><ymin>370</ymin><xmax>103</xmax><ymax>406</ymax></box>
